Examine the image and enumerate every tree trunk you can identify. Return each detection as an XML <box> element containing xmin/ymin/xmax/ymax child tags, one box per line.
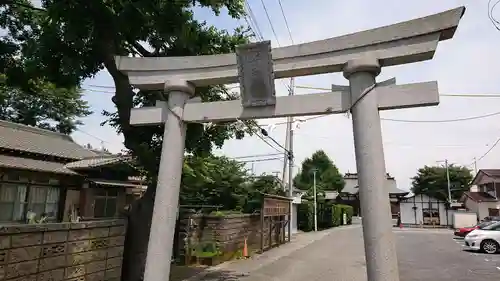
<box><xmin>101</xmin><ymin>53</ymin><xmax>157</xmax><ymax>281</ymax></box>
<box><xmin>121</xmin><ymin>186</ymin><xmax>155</xmax><ymax>281</ymax></box>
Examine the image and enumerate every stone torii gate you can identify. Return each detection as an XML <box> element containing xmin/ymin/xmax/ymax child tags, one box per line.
<box><xmin>115</xmin><ymin>7</ymin><xmax>465</xmax><ymax>281</ymax></box>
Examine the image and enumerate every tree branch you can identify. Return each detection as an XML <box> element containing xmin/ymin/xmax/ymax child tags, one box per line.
<box><xmin>5</xmin><ymin>0</ymin><xmax>46</xmax><ymax>12</ymax></box>
<box><xmin>129</xmin><ymin>41</ymin><xmax>154</xmax><ymax>57</ymax></box>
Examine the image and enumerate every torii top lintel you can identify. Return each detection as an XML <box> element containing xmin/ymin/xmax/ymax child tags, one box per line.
<box><xmin>115</xmin><ymin>7</ymin><xmax>465</xmax><ymax>90</ymax></box>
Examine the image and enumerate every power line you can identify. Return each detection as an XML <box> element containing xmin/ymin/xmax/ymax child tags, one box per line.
<box><xmin>75</xmin><ymin>128</ymin><xmax>109</xmax><ymax>144</ymax></box>
<box><xmin>88</xmin><ymin>84</ymin><xmax>115</xmax><ymax>89</ymax></box>
<box><xmin>472</xmin><ymin>135</ymin><xmax>500</xmax><ymax>164</ymax></box>
<box><xmin>277</xmin><ymin>0</ymin><xmax>294</xmax><ymax>44</ymax></box>
<box><xmin>231</xmin><ymin>152</ymin><xmax>283</xmax><ymax>159</ymax></box>
<box><xmin>259</xmin><ymin>0</ymin><xmax>280</xmax><ymax>46</ymax></box>
<box><xmin>296</xmin><ymin>132</ymin><xmax>487</xmax><ymax>149</ymax></box>
<box><xmin>244</xmin><ymin>1</ymin><xmax>264</xmax><ymax>40</ymax></box>
<box><xmin>236</xmin><ymin>157</ymin><xmax>283</xmax><ymax>163</ymax></box>
<box><xmin>265</xmin><ymin>109</ymin><xmax>500</xmax><ymax>126</ymax></box>
<box><xmin>488</xmin><ymin>0</ymin><xmax>500</xmax><ymax>30</ymax></box>
<box><xmin>381</xmin><ymin>111</ymin><xmax>500</xmax><ymax>123</ymax></box>
<box><xmin>296</xmin><ymin>84</ymin><xmax>500</xmax><ymax>98</ymax></box>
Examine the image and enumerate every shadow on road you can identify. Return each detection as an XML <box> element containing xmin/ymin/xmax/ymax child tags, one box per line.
<box><xmin>170</xmin><ymin>265</ymin><xmax>247</xmax><ymax>281</ymax></box>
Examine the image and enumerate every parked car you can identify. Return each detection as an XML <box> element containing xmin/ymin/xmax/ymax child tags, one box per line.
<box><xmin>482</xmin><ymin>216</ymin><xmax>500</xmax><ymax>222</ymax></box>
<box><xmin>464</xmin><ymin>221</ymin><xmax>500</xmax><ymax>254</ymax></box>
<box><xmin>454</xmin><ymin>221</ymin><xmax>495</xmax><ymax>237</ymax></box>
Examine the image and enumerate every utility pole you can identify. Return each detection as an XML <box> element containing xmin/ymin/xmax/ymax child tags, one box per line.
<box><xmin>312</xmin><ymin>168</ymin><xmax>318</xmax><ymax>232</ymax></box>
<box><xmin>436</xmin><ymin>159</ymin><xmax>452</xmax><ymax>203</ymax></box>
<box><xmin>473</xmin><ymin>157</ymin><xmax>478</xmax><ymax>174</ymax></box>
<box><xmin>445</xmin><ymin>159</ymin><xmax>452</xmax><ymax>203</ymax></box>
<box><xmin>287</xmin><ymin>77</ymin><xmax>295</xmax><ymax>238</ymax></box>
<box><xmin>282</xmin><ymin>117</ymin><xmax>291</xmax><ymax>191</ymax></box>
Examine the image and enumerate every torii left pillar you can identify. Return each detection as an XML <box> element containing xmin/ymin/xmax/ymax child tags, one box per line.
<box><xmin>142</xmin><ymin>80</ymin><xmax>194</xmax><ymax>281</ymax></box>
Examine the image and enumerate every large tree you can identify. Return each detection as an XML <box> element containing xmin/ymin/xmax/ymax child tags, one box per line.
<box><xmin>1</xmin><ymin>1</ymin><xmax>252</xmax><ymax>280</ymax></box>
<box><xmin>0</xmin><ymin>4</ymin><xmax>91</xmax><ymax>134</ymax></box>
<box><xmin>293</xmin><ymin>150</ymin><xmax>345</xmax><ymax>199</ymax></box>
<box><xmin>181</xmin><ymin>156</ymin><xmax>284</xmax><ymax>213</ymax></box>
<box><xmin>0</xmin><ymin>74</ymin><xmax>92</xmax><ymax>134</ymax></box>
<box><xmin>411</xmin><ymin>165</ymin><xmax>473</xmax><ymax>201</ymax></box>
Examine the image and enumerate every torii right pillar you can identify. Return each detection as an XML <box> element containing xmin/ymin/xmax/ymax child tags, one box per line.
<box><xmin>344</xmin><ymin>57</ymin><xmax>399</xmax><ymax>281</ymax></box>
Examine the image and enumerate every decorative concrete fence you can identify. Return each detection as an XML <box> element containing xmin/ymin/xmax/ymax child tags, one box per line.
<box><xmin>0</xmin><ymin>219</ymin><xmax>126</xmax><ymax>281</ymax></box>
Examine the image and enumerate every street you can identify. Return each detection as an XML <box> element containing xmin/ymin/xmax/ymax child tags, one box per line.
<box><xmin>183</xmin><ymin>225</ymin><xmax>500</xmax><ymax>281</ymax></box>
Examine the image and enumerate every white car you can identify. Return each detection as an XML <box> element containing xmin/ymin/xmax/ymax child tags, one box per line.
<box><xmin>464</xmin><ymin>221</ymin><xmax>500</xmax><ymax>254</ymax></box>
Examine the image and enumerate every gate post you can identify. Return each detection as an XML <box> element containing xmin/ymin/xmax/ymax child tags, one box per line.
<box><xmin>343</xmin><ymin>58</ymin><xmax>399</xmax><ymax>281</ymax></box>
<box><xmin>143</xmin><ymin>80</ymin><xmax>194</xmax><ymax>281</ymax></box>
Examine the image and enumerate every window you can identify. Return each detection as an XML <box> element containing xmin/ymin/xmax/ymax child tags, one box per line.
<box><xmin>93</xmin><ymin>188</ymin><xmax>118</xmax><ymax>218</ymax></box>
<box><xmin>483</xmin><ymin>221</ymin><xmax>500</xmax><ymax>231</ymax></box>
<box><xmin>0</xmin><ymin>184</ymin><xmax>28</xmax><ymax>222</ymax></box>
<box><xmin>489</xmin><ymin>208</ymin><xmax>500</xmax><ymax>217</ymax></box>
<box><xmin>27</xmin><ymin>186</ymin><xmax>60</xmax><ymax>219</ymax></box>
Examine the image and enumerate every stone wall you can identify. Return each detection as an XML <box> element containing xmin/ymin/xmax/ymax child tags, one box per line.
<box><xmin>0</xmin><ymin>219</ymin><xmax>126</xmax><ymax>281</ymax></box>
<box><xmin>178</xmin><ymin>214</ymin><xmax>285</xmax><ymax>265</ymax></box>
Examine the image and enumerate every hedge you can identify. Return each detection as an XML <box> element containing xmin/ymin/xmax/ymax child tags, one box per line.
<box><xmin>297</xmin><ymin>202</ymin><xmax>353</xmax><ymax>232</ymax></box>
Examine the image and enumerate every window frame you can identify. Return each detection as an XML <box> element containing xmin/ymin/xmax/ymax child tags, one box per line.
<box><xmin>93</xmin><ymin>188</ymin><xmax>119</xmax><ymax>218</ymax></box>
<box><xmin>0</xmin><ymin>174</ymin><xmax>61</xmax><ymax>222</ymax></box>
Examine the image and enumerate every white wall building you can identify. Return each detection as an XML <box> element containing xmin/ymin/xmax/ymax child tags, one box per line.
<box><xmin>400</xmin><ymin>194</ymin><xmax>453</xmax><ymax>226</ymax></box>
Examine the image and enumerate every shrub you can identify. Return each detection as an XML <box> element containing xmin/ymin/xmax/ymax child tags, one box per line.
<box><xmin>297</xmin><ymin>202</ymin><xmax>354</xmax><ymax>232</ymax></box>
<box><xmin>334</xmin><ymin>204</ymin><xmax>354</xmax><ymax>225</ymax></box>
<box><xmin>297</xmin><ymin>202</ymin><xmax>314</xmax><ymax>231</ymax></box>
<box><xmin>209</xmin><ymin>210</ymin><xmax>243</xmax><ymax>217</ymax></box>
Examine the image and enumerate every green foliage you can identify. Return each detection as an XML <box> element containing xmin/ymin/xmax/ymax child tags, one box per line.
<box><xmin>331</xmin><ymin>204</ymin><xmax>342</xmax><ymax>227</ymax></box>
<box><xmin>411</xmin><ymin>165</ymin><xmax>473</xmax><ymax>201</ymax></box>
<box><xmin>181</xmin><ymin>155</ymin><xmax>284</xmax><ymax>213</ymax></box>
<box><xmin>1</xmin><ymin>0</ymin><xmax>254</xmax><ymax>179</ymax></box>
<box><xmin>0</xmin><ymin>1</ymin><xmax>261</xmax><ymax>279</ymax></box>
<box><xmin>0</xmin><ymin>73</ymin><xmax>92</xmax><ymax>134</ymax></box>
<box><xmin>191</xmin><ymin>241</ymin><xmax>221</xmax><ymax>258</ymax></box>
<box><xmin>297</xmin><ymin>202</ymin><xmax>315</xmax><ymax>232</ymax></box>
<box><xmin>293</xmin><ymin>150</ymin><xmax>345</xmax><ymax>200</ymax></box>
<box><xmin>209</xmin><ymin>210</ymin><xmax>243</xmax><ymax>217</ymax></box>
<box><xmin>335</xmin><ymin>204</ymin><xmax>353</xmax><ymax>225</ymax></box>
<box><xmin>297</xmin><ymin>202</ymin><xmax>353</xmax><ymax>232</ymax></box>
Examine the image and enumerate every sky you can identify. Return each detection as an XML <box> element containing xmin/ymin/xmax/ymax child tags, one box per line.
<box><xmin>73</xmin><ymin>0</ymin><xmax>500</xmax><ymax>191</ymax></box>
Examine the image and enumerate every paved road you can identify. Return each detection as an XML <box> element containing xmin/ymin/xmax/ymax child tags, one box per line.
<box><xmin>189</xmin><ymin>226</ymin><xmax>500</xmax><ymax>281</ymax></box>
<box><xmin>395</xmin><ymin>228</ymin><xmax>500</xmax><ymax>281</ymax></box>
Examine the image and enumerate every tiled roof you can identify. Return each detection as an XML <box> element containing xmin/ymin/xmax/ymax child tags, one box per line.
<box><xmin>0</xmin><ymin>155</ymin><xmax>78</xmax><ymax>175</ymax></box>
<box><xmin>65</xmin><ymin>156</ymin><xmax>132</xmax><ymax>170</ymax></box>
<box><xmin>480</xmin><ymin>169</ymin><xmax>500</xmax><ymax>178</ymax></box>
<box><xmin>463</xmin><ymin>191</ymin><xmax>498</xmax><ymax>202</ymax></box>
<box><xmin>0</xmin><ymin>120</ymin><xmax>98</xmax><ymax>160</ymax></box>
<box><xmin>341</xmin><ymin>177</ymin><xmax>408</xmax><ymax>195</ymax></box>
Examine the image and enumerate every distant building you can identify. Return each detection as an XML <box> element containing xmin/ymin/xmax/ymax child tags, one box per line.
<box><xmin>400</xmin><ymin>194</ymin><xmax>452</xmax><ymax>226</ymax></box>
<box><xmin>334</xmin><ymin>173</ymin><xmax>409</xmax><ymax>217</ymax></box>
<box><xmin>461</xmin><ymin>169</ymin><xmax>500</xmax><ymax>220</ymax></box>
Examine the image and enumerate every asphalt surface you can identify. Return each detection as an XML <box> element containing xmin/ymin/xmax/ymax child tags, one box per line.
<box><xmin>188</xmin><ymin>225</ymin><xmax>500</xmax><ymax>281</ymax></box>
<box><xmin>396</xmin><ymin>228</ymin><xmax>500</xmax><ymax>281</ymax></box>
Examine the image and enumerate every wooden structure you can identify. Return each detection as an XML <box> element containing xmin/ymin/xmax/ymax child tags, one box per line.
<box><xmin>0</xmin><ymin>120</ymin><xmax>146</xmax><ymax>223</ymax></box>
<box><xmin>260</xmin><ymin>194</ymin><xmax>292</xmax><ymax>253</ymax></box>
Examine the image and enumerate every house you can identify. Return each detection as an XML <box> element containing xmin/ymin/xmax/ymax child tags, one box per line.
<box><xmin>285</xmin><ymin>186</ymin><xmax>307</xmax><ymax>234</ymax></box>
<box><xmin>0</xmin><ymin>120</ymin><xmax>146</xmax><ymax>224</ymax></box>
<box><xmin>460</xmin><ymin>169</ymin><xmax>500</xmax><ymax>221</ymax></box>
<box><xmin>400</xmin><ymin>194</ymin><xmax>453</xmax><ymax>226</ymax></box>
<box><xmin>335</xmin><ymin>173</ymin><xmax>409</xmax><ymax>217</ymax></box>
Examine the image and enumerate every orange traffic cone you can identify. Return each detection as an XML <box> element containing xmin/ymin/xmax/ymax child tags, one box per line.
<box><xmin>243</xmin><ymin>238</ymin><xmax>249</xmax><ymax>258</ymax></box>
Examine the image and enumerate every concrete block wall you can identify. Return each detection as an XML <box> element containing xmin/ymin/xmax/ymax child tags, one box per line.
<box><xmin>178</xmin><ymin>214</ymin><xmax>283</xmax><ymax>264</ymax></box>
<box><xmin>0</xmin><ymin>219</ymin><xmax>126</xmax><ymax>281</ymax></box>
